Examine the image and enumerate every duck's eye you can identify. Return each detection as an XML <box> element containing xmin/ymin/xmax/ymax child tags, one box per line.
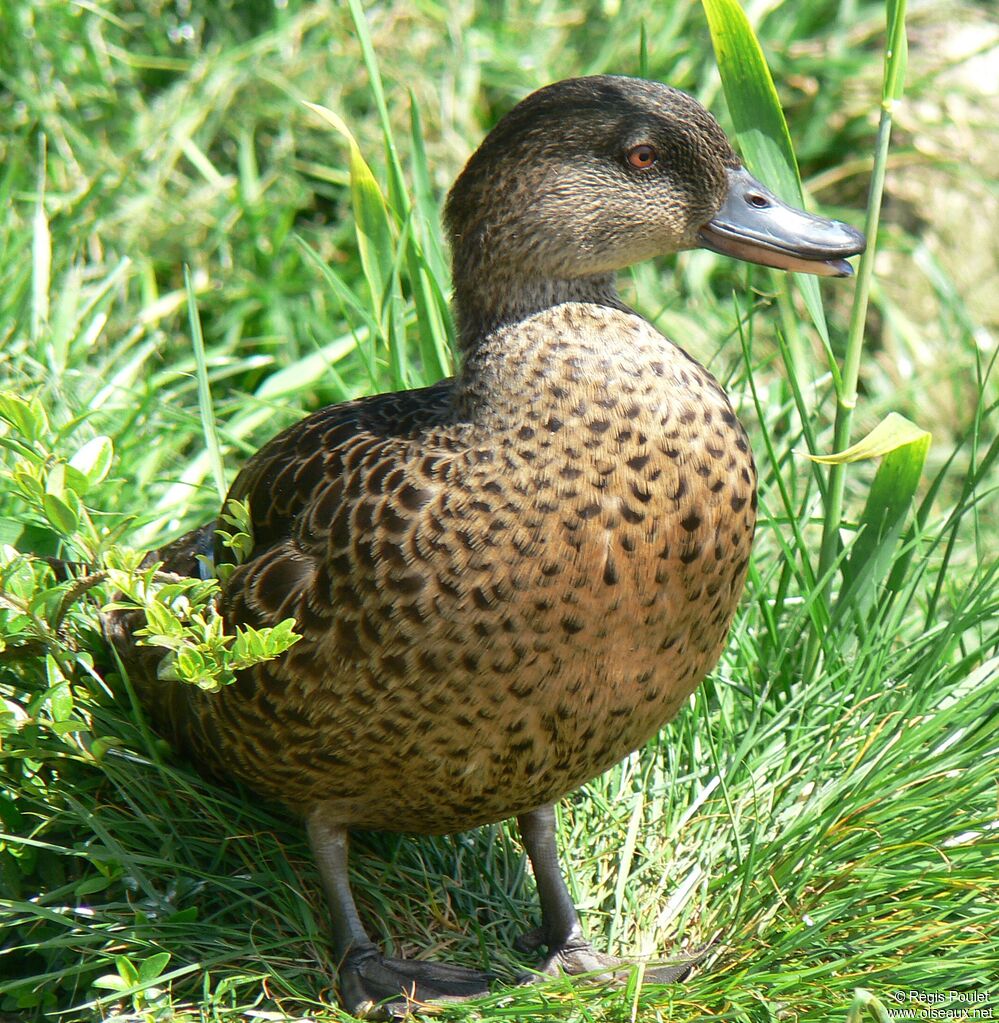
<box><xmin>626</xmin><ymin>144</ymin><xmax>658</xmax><ymax>170</ymax></box>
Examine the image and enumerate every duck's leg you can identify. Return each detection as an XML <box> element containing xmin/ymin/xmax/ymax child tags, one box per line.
<box><xmin>306</xmin><ymin>810</ymin><xmax>492</xmax><ymax>1018</ymax></box>
<box><xmin>515</xmin><ymin>805</ymin><xmax>695</xmax><ymax>983</ymax></box>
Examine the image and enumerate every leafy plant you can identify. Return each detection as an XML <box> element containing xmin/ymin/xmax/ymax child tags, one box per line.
<box><xmin>106</xmin><ymin>550</ymin><xmax>300</xmax><ymax>693</ymax></box>
<box><xmin>212</xmin><ymin>498</ymin><xmax>256</xmax><ymax>579</ymax></box>
<box><xmin>91</xmin><ymin>950</ymin><xmax>173</xmax><ymax>1018</ymax></box>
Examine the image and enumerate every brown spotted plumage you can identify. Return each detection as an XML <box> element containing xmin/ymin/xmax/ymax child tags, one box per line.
<box><xmin>107</xmin><ymin>75</ymin><xmax>864</xmax><ymax>1018</ymax></box>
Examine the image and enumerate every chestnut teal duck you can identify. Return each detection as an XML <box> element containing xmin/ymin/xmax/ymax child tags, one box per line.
<box><xmin>108</xmin><ymin>75</ymin><xmax>864</xmax><ymax>1017</ymax></box>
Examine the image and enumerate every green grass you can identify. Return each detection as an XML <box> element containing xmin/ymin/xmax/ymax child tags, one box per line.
<box><xmin>1</xmin><ymin>0</ymin><xmax>997</xmax><ymax>1021</ymax></box>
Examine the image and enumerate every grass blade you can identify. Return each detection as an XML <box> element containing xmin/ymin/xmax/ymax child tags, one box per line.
<box><xmin>701</xmin><ymin>0</ymin><xmax>830</xmax><ymax>347</ymax></box>
<box><xmin>815</xmin><ymin>0</ymin><xmax>910</xmax><ymax>608</ymax></box>
<box><xmin>184</xmin><ymin>267</ymin><xmax>227</xmax><ymax>504</ymax></box>
<box><xmin>31</xmin><ymin>138</ymin><xmax>51</xmax><ymax>345</ymax></box>
<box><xmin>809</xmin><ymin>414</ymin><xmax>932</xmax><ymax>622</ymax></box>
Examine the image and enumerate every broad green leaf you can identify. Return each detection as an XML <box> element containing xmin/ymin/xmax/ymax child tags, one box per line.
<box><xmin>44</xmin><ymin>654</ymin><xmax>67</xmax><ymax>687</ymax></box>
<box><xmin>92</xmin><ymin>974</ymin><xmax>129</xmax><ymax>992</ymax></box>
<box><xmin>0</xmin><ymin>393</ymin><xmax>49</xmax><ymax>441</ymax></box>
<box><xmin>114</xmin><ymin>955</ymin><xmax>140</xmax><ymax>986</ymax></box>
<box><xmin>174</xmin><ymin>647</ymin><xmax>208</xmax><ymax>681</ymax></box>
<box><xmin>43</xmin><ymin>491</ymin><xmax>79</xmax><ymax>535</ymax></box>
<box><xmin>46</xmin><ymin>718</ymin><xmax>89</xmax><ymax>736</ymax></box>
<box><xmin>0</xmin><ymin>519</ymin><xmax>24</xmax><ymax>547</ymax></box>
<box><xmin>45</xmin><ymin>657</ymin><xmax>72</xmax><ymax>717</ymax></box>
<box><xmin>143</xmin><ymin>600</ymin><xmax>184</xmax><ymax>639</ymax></box>
<box><xmin>701</xmin><ymin>0</ymin><xmax>830</xmax><ymax>343</ymax></box>
<box><xmin>1</xmin><ymin>545</ymin><xmax>36</xmax><ymax>597</ymax></box>
<box><xmin>138</xmin><ymin>951</ymin><xmax>171</xmax><ymax>983</ymax></box>
<box><xmin>807</xmin><ymin>412</ymin><xmax>929</xmax><ymax>464</ymax></box>
<box><xmin>231</xmin><ymin>619</ymin><xmax>300</xmax><ymax>667</ymax></box>
<box><xmin>823</xmin><ymin>416</ymin><xmax>931</xmax><ymax>622</ymax></box>
<box><xmin>62</xmin><ymin>463</ymin><xmax>91</xmax><ymax>496</ymax></box>
<box><xmin>69</xmin><ymin>436</ymin><xmax>113</xmax><ymax>486</ymax></box>
<box><xmin>12</xmin><ymin>463</ymin><xmax>44</xmax><ymax>501</ymax></box>
<box><xmin>46</xmin><ymin>462</ymin><xmax>67</xmax><ymax>499</ymax></box>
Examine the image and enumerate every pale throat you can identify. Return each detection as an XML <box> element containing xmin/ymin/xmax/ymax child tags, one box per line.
<box><xmin>451</xmin><ymin>263</ymin><xmax>625</xmax><ymax>352</ymax></box>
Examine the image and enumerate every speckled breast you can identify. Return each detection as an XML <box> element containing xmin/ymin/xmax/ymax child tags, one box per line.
<box><xmin>182</xmin><ymin>304</ymin><xmax>757</xmax><ymax>833</ymax></box>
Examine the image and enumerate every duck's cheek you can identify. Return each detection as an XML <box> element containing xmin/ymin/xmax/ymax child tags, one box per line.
<box><xmin>518</xmin><ymin>184</ymin><xmax>685</xmax><ymax>274</ymax></box>
<box><xmin>636</xmin><ymin>211</ymin><xmax>704</xmax><ymax>265</ymax></box>
<box><xmin>573</xmin><ymin>221</ymin><xmax>684</xmax><ymax>274</ymax></box>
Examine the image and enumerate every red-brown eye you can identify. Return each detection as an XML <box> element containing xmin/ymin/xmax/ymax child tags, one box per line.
<box><xmin>627</xmin><ymin>144</ymin><xmax>658</xmax><ymax>169</ymax></box>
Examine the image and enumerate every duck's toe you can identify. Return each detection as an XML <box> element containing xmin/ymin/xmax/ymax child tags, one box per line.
<box><xmin>517</xmin><ymin>937</ymin><xmax>704</xmax><ymax>986</ymax></box>
<box><xmin>516</xmin><ymin>937</ymin><xmax>619</xmax><ymax>983</ymax></box>
<box><xmin>340</xmin><ymin>944</ymin><xmax>493</xmax><ymax>1019</ymax></box>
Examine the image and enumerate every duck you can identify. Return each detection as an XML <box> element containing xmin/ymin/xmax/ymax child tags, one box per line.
<box><xmin>106</xmin><ymin>75</ymin><xmax>864</xmax><ymax>1018</ymax></box>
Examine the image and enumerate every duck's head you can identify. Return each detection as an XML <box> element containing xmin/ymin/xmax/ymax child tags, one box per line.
<box><xmin>445</xmin><ymin>75</ymin><xmax>865</xmax><ymax>341</ymax></box>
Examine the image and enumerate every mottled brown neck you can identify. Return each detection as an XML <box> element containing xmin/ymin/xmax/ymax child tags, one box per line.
<box><xmin>452</xmin><ymin>265</ymin><xmax>626</xmax><ymax>352</ymax></box>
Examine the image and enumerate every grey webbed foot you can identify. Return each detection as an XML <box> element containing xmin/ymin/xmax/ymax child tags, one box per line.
<box><xmin>516</xmin><ymin>932</ymin><xmax>703</xmax><ymax>985</ymax></box>
<box><xmin>308</xmin><ymin>815</ymin><xmax>492</xmax><ymax>1017</ymax></box>
<box><xmin>340</xmin><ymin>943</ymin><xmax>493</xmax><ymax>1019</ymax></box>
<box><xmin>515</xmin><ymin>806</ymin><xmax>703</xmax><ymax>989</ymax></box>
